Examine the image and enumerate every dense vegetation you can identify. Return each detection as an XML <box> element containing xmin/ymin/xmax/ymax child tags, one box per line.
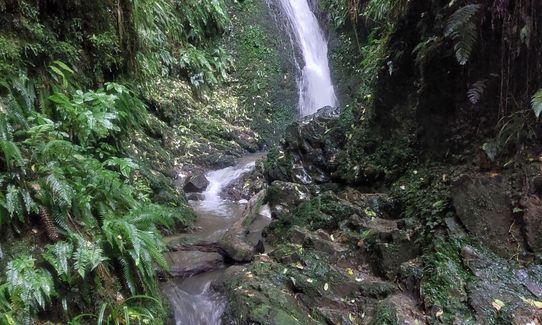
<box><xmin>0</xmin><ymin>0</ymin><xmax>234</xmax><ymax>323</ymax></box>
<box><xmin>1</xmin><ymin>0</ymin><xmax>541</xmax><ymax>323</ymax></box>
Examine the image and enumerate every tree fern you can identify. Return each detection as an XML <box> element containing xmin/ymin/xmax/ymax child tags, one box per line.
<box><xmin>445</xmin><ymin>4</ymin><xmax>481</xmax><ymax>65</ymax></box>
<box><xmin>531</xmin><ymin>89</ymin><xmax>542</xmax><ymax>118</ymax></box>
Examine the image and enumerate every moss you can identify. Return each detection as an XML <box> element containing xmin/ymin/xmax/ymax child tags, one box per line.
<box><xmin>0</xmin><ymin>34</ymin><xmax>23</xmax><ymax>76</ymax></box>
<box><xmin>390</xmin><ymin>168</ymin><xmax>453</xmax><ymax>239</ymax></box>
<box><xmin>224</xmin><ymin>0</ymin><xmax>297</xmax><ymax>145</ymax></box>
<box><xmin>264</xmin><ymin>147</ymin><xmax>294</xmax><ymax>182</ymax></box>
<box><xmin>268</xmin><ymin>192</ymin><xmax>358</xmax><ymax>238</ymax></box>
<box><xmin>370</xmin><ymin>301</ymin><xmax>398</xmax><ymax>325</ymax></box>
<box><xmin>420</xmin><ymin>238</ymin><xmax>475</xmax><ymax>323</ymax></box>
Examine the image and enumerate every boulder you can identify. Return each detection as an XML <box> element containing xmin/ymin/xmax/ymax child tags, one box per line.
<box><xmin>185</xmin><ymin>192</ymin><xmax>205</xmax><ymax>201</ymax></box>
<box><xmin>219</xmin><ymin>190</ymin><xmax>267</xmax><ymax>262</ymax></box>
<box><xmin>183</xmin><ymin>173</ymin><xmax>209</xmax><ymax>193</ymax></box>
<box><xmin>165</xmin><ymin>250</ymin><xmax>223</xmax><ymax>277</ymax></box>
<box><xmin>452</xmin><ymin>175</ymin><xmax>524</xmax><ymax>258</ymax></box>
<box><xmin>461</xmin><ymin>245</ymin><xmax>542</xmax><ymax>324</ymax></box>
<box><xmin>338</xmin><ymin>188</ymin><xmax>398</xmax><ymax>219</ymax></box>
<box><xmin>267</xmin><ymin>181</ymin><xmax>310</xmax><ymax>217</ymax></box>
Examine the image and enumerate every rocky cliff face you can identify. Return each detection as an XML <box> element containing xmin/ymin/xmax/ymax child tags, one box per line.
<box><xmin>222</xmin><ymin>107</ymin><xmax>542</xmax><ymax>324</ymax></box>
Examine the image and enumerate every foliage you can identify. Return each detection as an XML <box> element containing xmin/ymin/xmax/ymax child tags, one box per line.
<box><xmin>445</xmin><ymin>4</ymin><xmax>481</xmax><ymax>65</ymax></box>
<box><xmin>421</xmin><ymin>238</ymin><xmax>475</xmax><ymax>323</ymax></box>
<box><xmin>0</xmin><ymin>68</ymin><xmax>191</xmax><ymax>322</ymax></box>
<box><xmin>392</xmin><ymin>169</ymin><xmax>452</xmax><ymax>237</ymax></box>
<box><xmin>0</xmin><ymin>0</ymin><xmax>231</xmax><ymax>87</ymax></box>
<box><xmin>531</xmin><ymin>89</ymin><xmax>542</xmax><ymax>119</ymax></box>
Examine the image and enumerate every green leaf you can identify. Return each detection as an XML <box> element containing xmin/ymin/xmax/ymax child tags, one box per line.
<box><xmin>531</xmin><ymin>89</ymin><xmax>542</xmax><ymax>119</ymax></box>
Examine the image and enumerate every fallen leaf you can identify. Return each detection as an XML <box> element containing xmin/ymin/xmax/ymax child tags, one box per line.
<box><xmin>492</xmin><ymin>299</ymin><xmax>505</xmax><ymax>311</ymax></box>
<box><xmin>346</xmin><ymin>268</ymin><xmax>354</xmax><ymax>276</ymax></box>
<box><xmin>522</xmin><ymin>297</ymin><xmax>542</xmax><ymax>309</ymax></box>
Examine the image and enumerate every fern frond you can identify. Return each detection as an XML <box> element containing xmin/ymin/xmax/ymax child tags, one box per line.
<box><xmin>5</xmin><ymin>185</ymin><xmax>24</xmax><ymax>221</ymax></box>
<box><xmin>73</xmin><ymin>239</ymin><xmax>107</xmax><ymax>278</ymax></box>
<box><xmin>467</xmin><ymin>79</ymin><xmax>488</xmax><ymax>104</ymax></box>
<box><xmin>43</xmin><ymin>241</ymin><xmax>74</xmax><ymax>279</ymax></box>
<box><xmin>531</xmin><ymin>89</ymin><xmax>542</xmax><ymax>118</ymax></box>
<box><xmin>445</xmin><ymin>4</ymin><xmax>481</xmax><ymax>65</ymax></box>
<box><xmin>39</xmin><ymin>206</ymin><xmax>60</xmax><ymax>242</ymax></box>
<box><xmin>46</xmin><ymin>172</ymin><xmax>74</xmax><ymax>208</ymax></box>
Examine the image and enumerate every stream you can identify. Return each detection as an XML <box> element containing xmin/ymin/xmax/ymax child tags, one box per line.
<box><xmin>162</xmin><ymin>0</ymin><xmax>336</xmax><ymax>323</ymax></box>
<box><xmin>162</xmin><ymin>154</ymin><xmax>270</xmax><ymax>324</ymax></box>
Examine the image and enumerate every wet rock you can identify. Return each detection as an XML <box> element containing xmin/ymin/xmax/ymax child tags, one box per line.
<box><xmin>221</xmin><ymin>259</ymin><xmax>319</xmax><ymax>325</ymax></box>
<box><xmin>286</xmin><ymin>226</ymin><xmax>348</xmax><ymax>256</ymax></box>
<box><xmin>364</xmin><ymin>227</ymin><xmax>420</xmax><ymax>279</ymax></box>
<box><xmin>183</xmin><ymin>174</ymin><xmax>210</xmax><ymax>193</ymax></box>
<box><xmin>185</xmin><ymin>192</ymin><xmax>205</xmax><ymax>201</ymax></box>
<box><xmin>223</xmin><ymin>157</ymin><xmax>267</xmax><ymax>201</ymax></box>
<box><xmin>521</xmin><ymin>195</ymin><xmax>542</xmax><ymax>253</ymax></box>
<box><xmin>451</xmin><ymin>175</ymin><xmax>524</xmax><ymax>258</ymax></box>
<box><xmin>338</xmin><ymin>188</ymin><xmax>399</xmax><ymax>219</ymax></box>
<box><xmin>265</xmin><ymin>106</ymin><xmax>344</xmax><ymax>185</ymax></box>
<box><xmin>398</xmin><ymin>258</ymin><xmax>423</xmax><ymax>298</ymax></box>
<box><xmin>219</xmin><ymin>190</ymin><xmax>267</xmax><ymax>262</ymax></box>
<box><xmin>371</xmin><ymin>293</ymin><xmax>426</xmax><ymax>325</ymax></box>
<box><xmin>203</xmin><ymin>153</ymin><xmax>236</xmax><ymax>169</ymax></box>
<box><xmin>165</xmin><ymin>251</ymin><xmax>223</xmax><ymax>277</ymax></box>
<box><xmin>267</xmin><ymin>181</ymin><xmax>310</xmax><ymax>218</ymax></box>
<box><xmin>462</xmin><ymin>245</ymin><xmax>542</xmax><ymax>324</ymax></box>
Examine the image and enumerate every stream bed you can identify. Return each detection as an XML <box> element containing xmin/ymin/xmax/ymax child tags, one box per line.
<box><xmin>162</xmin><ymin>154</ymin><xmax>270</xmax><ymax>325</ymax></box>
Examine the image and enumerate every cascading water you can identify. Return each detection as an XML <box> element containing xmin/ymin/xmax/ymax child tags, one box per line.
<box><xmin>163</xmin><ymin>155</ymin><xmax>269</xmax><ymax>325</ymax></box>
<box><xmin>277</xmin><ymin>0</ymin><xmax>337</xmax><ymax>116</ymax></box>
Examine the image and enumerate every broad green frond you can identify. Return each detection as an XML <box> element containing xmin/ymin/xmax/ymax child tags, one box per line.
<box><xmin>531</xmin><ymin>89</ymin><xmax>542</xmax><ymax>118</ymax></box>
<box><xmin>445</xmin><ymin>4</ymin><xmax>481</xmax><ymax>65</ymax></box>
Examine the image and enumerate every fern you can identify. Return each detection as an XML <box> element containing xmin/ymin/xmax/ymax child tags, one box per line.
<box><xmin>467</xmin><ymin>79</ymin><xmax>488</xmax><ymax>104</ymax></box>
<box><xmin>445</xmin><ymin>4</ymin><xmax>481</xmax><ymax>65</ymax></box>
<box><xmin>6</xmin><ymin>255</ymin><xmax>55</xmax><ymax>311</ymax></box>
<box><xmin>73</xmin><ymin>239</ymin><xmax>107</xmax><ymax>278</ymax></box>
<box><xmin>46</xmin><ymin>172</ymin><xmax>73</xmax><ymax>208</ymax></box>
<box><xmin>43</xmin><ymin>241</ymin><xmax>74</xmax><ymax>281</ymax></box>
<box><xmin>531</xmin><ymin>89</ymin><xmax>542</xmax><ymax>118</ymax></box>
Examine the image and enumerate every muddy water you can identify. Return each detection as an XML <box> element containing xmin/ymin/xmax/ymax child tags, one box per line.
<box><xmin>163</xmin><ymin>154</ymin><xmax>270</xmax><ymax>325</ymax></box>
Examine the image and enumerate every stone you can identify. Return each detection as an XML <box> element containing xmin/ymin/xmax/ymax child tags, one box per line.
<box><xmin>364</xmin><ymin>228</ymin><xmax>420</xmax><ymax>279</ymax></box>
<box><xmin>267</xmin><ymin>181</ymin><xmax>310</xmax><ymax>214</ymax></box>
<box><xmin>338</xmin><ymin>188</ymin><xmax>398</xmax><ymax>219</ymax></box>
<box><xmin>183</xmin><ymin>173</ymin><xmax>209</xmax><ymax>193</ymax></box>
<box><xmin>521</xmin><ymin>195</ymin><xmax>542</xmax><ymax>254</ymax></box>
<box><xmin>372</xmin><ymin>293</ymin><xmax>426</xmax><ymax>324</ymax></box>
<box><xmin>219</xmin><ymin>190</ymin><xmax>267</xmax><ymax>262</ymax></box>
<box><xmin>451</xmin><ymin>175</ymin><xmax>524</xmax><ymax>258</ymax></box>
<box><xmin>186</xmin><ymin>192</ymin><xmax>205</xmax><ymax>201</ymax></box>
<box><xmin>165</xmin><ymin>251</ymin><xmax>223</xmax><ymax>277</ymax></box>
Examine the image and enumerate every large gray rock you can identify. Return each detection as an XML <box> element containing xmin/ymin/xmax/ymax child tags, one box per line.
<box><xmin>183</xmin><ymin>173</ymin><xmax>209</xmax><ymax>193</ymax></box>
<box><xmin>452</xmin><ymin>175</ymin><xmax>524</xmax><ymax>258</ymax></box>
<box><xmin>219</xmin><ymin>190</ymin><xmax>267</xmax><ymax>262</ymax></box>
<box><xmin>165</xmin><ymin>250</ymin><xmax>224</xmax><ymax>277</ymax></box>
<box><xmin>267</xmin><ymin>181</ymin><xmax>310</xmax><ymax>218</ymax></box>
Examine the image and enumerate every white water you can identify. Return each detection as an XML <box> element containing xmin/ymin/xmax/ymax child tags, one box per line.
<box><xmin>198</xmin><ymin>159</ymin><xmax>256</xmax><ymax>217</ymax></box>
<box><xmin>278</xmin><ymin>0</ymin><xmax>337</xmax><ymax>116</ymax></box>
<box><xmin>165</xmin><ymin>156</ymin><xmax>261</xmax><ymax>325</ymax></box>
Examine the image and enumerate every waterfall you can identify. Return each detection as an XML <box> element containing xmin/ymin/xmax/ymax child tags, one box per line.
<box><xmin>277</xmin><ymin>0</ymin><xmax>337</xmax><ymax>116</ymax></box>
